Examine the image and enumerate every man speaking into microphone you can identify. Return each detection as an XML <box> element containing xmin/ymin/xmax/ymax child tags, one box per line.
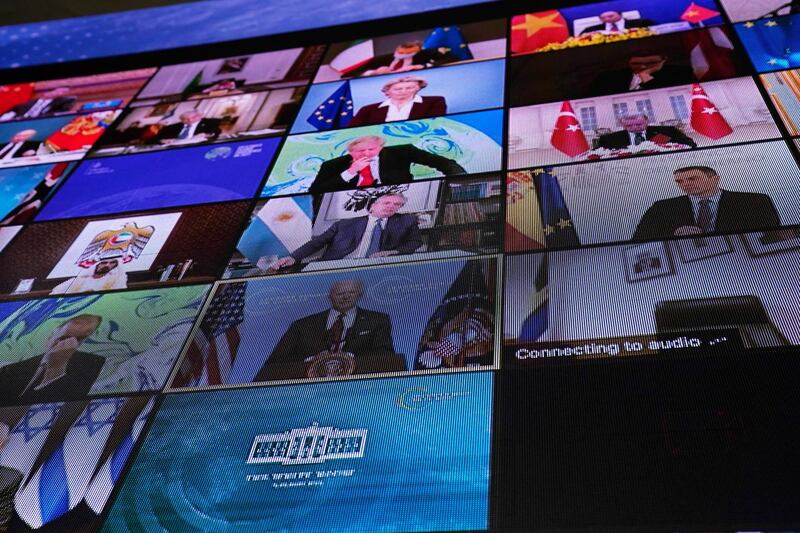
<box><xmin>309</xmin><ymin>135</ymin><xmax>466</xmax><ymax>194</ymax></box>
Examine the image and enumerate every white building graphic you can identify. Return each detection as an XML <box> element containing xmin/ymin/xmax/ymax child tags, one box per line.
<box><xmin>247</xmin><ymin>422</ymin><xmax>367</xmax><ymax>466</ymax></box>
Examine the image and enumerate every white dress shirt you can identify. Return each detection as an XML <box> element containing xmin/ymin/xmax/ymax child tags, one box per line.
<box><xmin>325</xmin><ymin>307</ymin><xmax>357</xmax><ymax>351</ymax></box>
<box><xmin>379</xmin><ymin>95</ymin><xmax>423</xmax><ymax>122</ymax></box>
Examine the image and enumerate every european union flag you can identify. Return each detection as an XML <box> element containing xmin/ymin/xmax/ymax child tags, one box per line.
<box><xmin>533</xmin><ymin>167</ymin><xmax>580</xmax><ymax>249</ymax></box>
<box><xmin>735</xmin><ymin>14</ymin><xmax>800</xmax><ymax>72</ymax></box>
<box><xmin>307</xmin><ymin>81</ymin><xmax>354</xmax><ymax>131</ymax></box>
<box><xmin>423</xmin><ymin>26</ymin><xmax>473</xmax><ymax>61</ymax></box>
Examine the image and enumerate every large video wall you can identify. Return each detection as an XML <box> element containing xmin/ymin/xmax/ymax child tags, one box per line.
<box><xmin>0</xmin><ymin>1</ymin><xmax>799</xmax><ymax>532</ymax></box>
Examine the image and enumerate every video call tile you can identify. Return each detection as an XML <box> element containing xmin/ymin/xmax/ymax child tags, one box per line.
<box><xmin>225</xmin><ymin>176</ymin><xmax>502</xmax><ymax>278</ymax></box>
<box><xmin>105</xmin><ymin>373</ymin><xmax>492</xmax><ymax>533</ymax></box>
<box><xmin>0</xmin><ymin>396</ymin><xmax>155</xmax><ymax>532</ymax></box>
<box><xmin>169</xmin><ymin>257</ymin><xmax>497</xmax><ymax>389</ymax></box>
<box><xmin>0</xmin><ymin>202</ymin><xmax>250</xmax><ymax>299</ymax></box>
<box><xmin>261</xmin><ymin>109</ymin><xmax>503</xmax><ymax>198</ymax></box>
<box><xmin>505</xmin><ymin>141</ymin><xmax>800</xmax><ymax>252</ymax></box>
<box><xmin>511</xmin><ymin>0</ymin><xmax>725</xmax><ymax>56</ymax></box>
<box><xmin>315</xmin><ymin>19</ymin><xmax>506</xmax><ymax>83</ymax></box>
<box><xmin>35</xmin><ymin>138</ymin><xmax>279</xmax><ymax>221</ymax></box>
<box><xmin>0</xmin><ymin>285</ymin><xmax>209</xmax><ymax>406</ymax></box>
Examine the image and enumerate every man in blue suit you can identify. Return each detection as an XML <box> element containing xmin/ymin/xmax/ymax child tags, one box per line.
<box><xmin>270</xmin><ymin>192</ymin><xmax>422</xmax><ymax>269</ymax></box>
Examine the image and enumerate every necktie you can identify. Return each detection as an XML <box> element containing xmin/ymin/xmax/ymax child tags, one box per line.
<box><xmin>633</xmin><ymin>132</ymin><xmax>646</xmax><ymax>145</ymax></box>
<box><xmin>696</xmin><ymin>199</ymin><xmax>713</xmax><ymax>232</ymax></box>
<box><xmin>357</xmin><ymin>165</ymin><xmax>375</xmax><ymax>187</ymax></box>
<box><xmin>364</xmin><ymin>221</ymin><xmax>383</xmax><ymax>257</ymax></box>
<box><xmin>178</xmin><ymin>124</ymin><xmax>192</xmax><ymax>139</ymax></box>
<box><xmin>609</xmin><ymin>22</ymin><xmax>620</xmax><ymax>32</ymax></box>
<box><xmin>328</xmin><ymin>313</ymin><xmax>345</xmax><ymax>352</ymax></box>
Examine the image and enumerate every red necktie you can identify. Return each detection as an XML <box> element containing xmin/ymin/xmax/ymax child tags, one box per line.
<box><xmin>357</xmin><ymin>165</ymin><xmax>375</xmax><ymax>187</ymax></box>
<box><xmin>328</xmin><ymin>313</ymin><xmax>345</xmax><ymax>352</ymax></box>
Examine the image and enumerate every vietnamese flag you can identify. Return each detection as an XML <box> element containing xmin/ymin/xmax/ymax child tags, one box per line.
<box><xmin>511</xmin><ymin>10</ymin><xmax>570</xmax><ymax>54</ymax></box>
<box><xmin>45</xmin><ymin>112</ymin><xmax>113</xmax><ymax>152</ymax></box>
<box><xmin>681</xmin><ymin>2</ymin><xmax>721</xmax><ymax>24</ymax></box>
<box><xmin>0</xmin><ymin>83</ymin><xmax>34</xmax><ymax>115</ymax></box>
<box><xmin>550</xmin><ymin>101</ymin><xmax>590</xmax><ymax>157</ymax></box>
<box><xmin>690</xmin><ymin>84</ymin><xmax>733</xmax><ymax>139</ymax></box>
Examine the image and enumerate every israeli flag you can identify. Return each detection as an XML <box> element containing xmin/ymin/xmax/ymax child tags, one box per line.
<box><xmin>237</xmin><ymin>196</ymin><xmax>314</xmax><ymax>263</ymax></box>
<box><xmin>0</xmin><ymin>403</ymin><xmax>63</xmax><ymax>486</ymax></box>
<box><xmin>15</xmin><ymin>398</ymin><xmax>125</xmax><ymax>528</ymax></box>
<box><xmin>84</xmin><ymin>398</ymin><xmax>154</xmax><ymax>514</ymax></box>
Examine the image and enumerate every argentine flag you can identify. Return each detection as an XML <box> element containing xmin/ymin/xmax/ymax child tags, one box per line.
<box><xmin>15</xmin><ymin>398</ymin><xmax>125</xmax><ymax>528</ymax></box>
<box><xmin>84</xmin><ymin>397</ymin><xmax>154</xmax><ymax>514</ymax></box>
<box><xmin>237</xmin><ymin>196</ymin><xmax>314</xmax><ymax>263</ymax></box>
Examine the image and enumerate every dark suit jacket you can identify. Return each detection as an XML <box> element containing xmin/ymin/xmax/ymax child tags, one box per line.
<box><xmin>0</xmin><ymin>140</ymin><xmax>41</xmax><ymax>158</ymax></box>
<box><xmin>598</xmin><ymin>125</ymin><xmax>697</xmax><ymax>149</ymax></box>
<box><xmin>349</xmin><ymin>96</ymin><xmax>447</xmax><ymax>127</ymax></box>
<box><xmin>10</xmin><ymin>96</ymin><xmax>77</xmax><ymax>118</ymax></box>
<box><xmin>0</xmin><ymin>351</ymin><xmax>105</xmax><ymax>406</ymax></box>
<box><xmin>580</xmin><ymin>18</ymin><xmax>655</xmax><ymax>35</ymax></box>
<box><xmin>156</xmin><ymin>118</ymin><xmax>222</xmax><ymax>142</ymax></box>
<box><xmin>254</xmin><ymin>307</ymin><xmax>404</xmax><ymax>381</ymax></box>
<box><xmin>348</xmin><ymin>49</ymin><xmax>457</xmax><ymax>77</ymax></box>
<box><xmin>291</xmin><ymin>213</ymin><xmax>422</xmax><ymax>261</ymax></box>
<box><xmin>309</xmin><ymin>144</ymin><xmax>466</xmax><ymax>194</ymax></box>
<box><xmin>590</xmin><ymin>64</ymin><xmax>696</xmax><ymax>95</ymax></box>
<box><xmin>632</xmin><ymin>190</ymin><xmax>781</xmax><ymax>241</ymax></box>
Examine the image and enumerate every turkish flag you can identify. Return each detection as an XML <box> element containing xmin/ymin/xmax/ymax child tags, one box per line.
<box><xmin>511</xmin><ymin>10</ymin><xmax>570</xmax><ymax>54</ymax></box>
<box><xmin>690</xmin><ymin>84</ymin><xmax>733</xmax><ymax>139</ymax></box>
<box><xmin>681</xmin><ymin>3</ymin><xmax>721</xmax><ymax>23</ymax></box>
<box><xmin>0</xmin><ymin>83</ymin><xmax>34</xmax><ymax>115</ymax></box>
<box><xmin>550</xmin><ymin>101</ymin><xmax>590</xmax><ymax>157</ymax></box>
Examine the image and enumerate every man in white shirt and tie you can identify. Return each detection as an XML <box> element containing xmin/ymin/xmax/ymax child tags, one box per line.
<box><xmin>632</xmin><ymin>165</ymin><xmax>781</xmax><ymax>240</ymax></box>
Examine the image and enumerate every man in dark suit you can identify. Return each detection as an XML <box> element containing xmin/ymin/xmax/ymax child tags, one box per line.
<box><xmin>349</xmin><ymin>75</ymin><xmax>446</xmax><ymax>126</ymax></box>
<box><xmin>598</xmin><ymin>113</ymin><xmax>697</xmax><ymax>149</ymax></box>
<box><xmin>0</xmin><ymin>314</ymin><xmax>105</xmax><ymax>406</ymax></box>
<box><xmin>590</xmin><ymin>54</ymin><xmax>696</xmax><ymax>94</ymax></box>
<box><xmin>270</xmin><ymin>192</ymin><xmax>422</xmax><ymax>270</ymax></box>
<box><xmin>349</xmin><ymin>41</ymin><xmax>457</xmax><ymax>78</ymax></box>
<box><xmin>0</xmin><ymin>129</ymin><xmax>41</xmax><ymax>160</ymax></box>
<box><xmin>580</xmin><ymin>11</ymin><xmax>655</xmax><ymax>35</ymax></box>
<box><xmin>157</xmin><ymin>110</ymin><xmax>222</xmax><ymax>144</ymax></box>
<box><xmin>1</xmin><ymin>87</ymin><xmax>77</xmax><ymax>120</ymax></box>
<box><xmin>254</xmin><ymin>279</ymin><xmax>404</xmax><ymax>381</ymax></box>
<box><xmin>309</xmin><ymin>135</ymin><xmax>466</xmax><ymax>194</ymax></box>
<box><xmin>632</xmin><ymin>165</ymin><xmax>781</xmax><ymax>241</ymax></box>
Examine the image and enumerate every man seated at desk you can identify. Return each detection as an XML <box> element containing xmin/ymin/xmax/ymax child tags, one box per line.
<box><xmin>632</xmin><ymin>165</ymin><xmax>781</xmax><ymax>240</ymax></box>
<box><xmin>597</xmin><ymin>112</ymin><xmax>697</xmax><ymax>149</ymax></box>
<box><xmin>156</xmin><ymin>110</ymin><xmax>222</xmax><ymax>144</ymax></box>
<box><xmin>269</xmin><ymin>192</ymin><xmax>422</xmax><ymax>270</ymax></box>
<box><xmin>254</xmin><ymin>279</ymin><xmax>404</xmax><ymax>380</ymax></box>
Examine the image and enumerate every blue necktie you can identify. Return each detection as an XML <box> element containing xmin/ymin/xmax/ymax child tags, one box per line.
<box><xmin>365</xmin><ymin>221</ymin><xmax>383</xmax><ymax>257</ymax></box>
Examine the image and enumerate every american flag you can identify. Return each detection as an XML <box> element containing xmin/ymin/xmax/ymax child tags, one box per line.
<box><xmin>173</xmin><ymin>282</ymin><xmax>246</xmax><ymax>387</ymax></box>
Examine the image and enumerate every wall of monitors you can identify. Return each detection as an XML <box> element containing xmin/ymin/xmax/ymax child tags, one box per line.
<box><xmin>0</xmin><ymin>0</ymin><xmax>798</xmax><ymax>531</ymax></box>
